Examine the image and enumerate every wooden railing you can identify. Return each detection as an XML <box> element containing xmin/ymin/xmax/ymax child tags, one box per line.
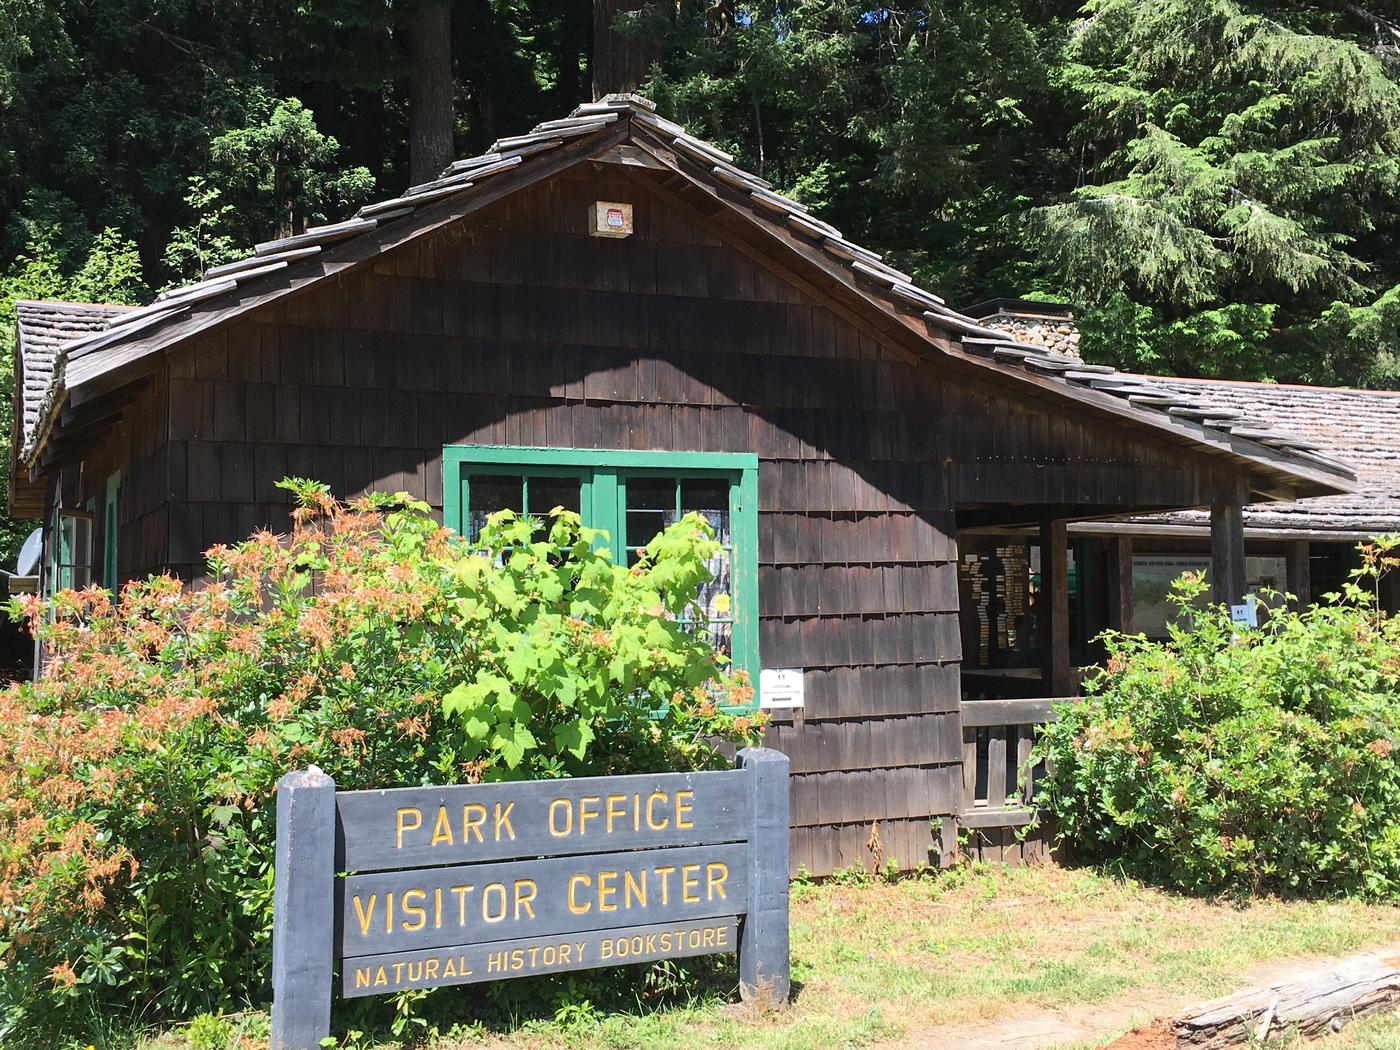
<box><xmin>959</xmin><ymin>697</ymin><xmax>1067</xmax><ymax>828</ymax></box>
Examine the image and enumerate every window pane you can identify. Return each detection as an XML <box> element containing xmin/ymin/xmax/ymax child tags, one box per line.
<box><xmin>681</xmin><ymin>478</ymin><xmax>730</xmax><ymax>544</ymax></box>
<box><xmin>467</xmin><ymin>474</ymin><xmax>524</xmax><ymax>542</ymax></box>
<box><xmin>625</xmin><ymin>477</ymin><xmax>677</xmax><ymax>559</ymax></box>
<box><xmin>74</xmin><ymin>516</ymin><xmax>91</xmax><ymax>560</ymax></box>
<box><xmin>526</xmin><ymin>476</ymin><xmax>582</xmax><ymax>518</ymax></box>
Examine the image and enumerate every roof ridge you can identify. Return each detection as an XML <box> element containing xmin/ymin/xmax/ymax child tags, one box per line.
<box><xmin>1133</xmin><ymin>372</ymin><xmax>1400</xmax><ymax>397</ymax></box>
<box><xmin>15</xmin><ymin>95</ymin><xmax>1359</xmax><ymax>494</ymax></box>
<box><xmin>15</xmin><ymin>298</ymin><xmax>137</xmax><ymax>311</ymax></box>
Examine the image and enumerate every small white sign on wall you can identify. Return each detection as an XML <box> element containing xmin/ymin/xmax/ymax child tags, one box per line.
<box><xmin>1231</xmin><ymin>597</ymin><xmax>1259</xmax><ymax>628</ymax></box>
<box><xmin>759</xmin><ymin>668</ymin><xmax>805</xmax><ymax>710</ymax></box>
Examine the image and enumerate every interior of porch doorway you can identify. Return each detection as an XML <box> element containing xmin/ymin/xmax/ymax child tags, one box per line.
<box><xmin>956</xmin><ymin>529</ymin><xmax>1105</xmax><ymax>702</ymax></box>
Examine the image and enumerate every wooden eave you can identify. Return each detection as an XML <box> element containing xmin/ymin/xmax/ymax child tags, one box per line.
<box><xmin>33</xmin><ymin>107</ymin><xmax>1356</xmax><ymax>510</ymax></box>
<box><xmin>620</xmin><ymin>127</ymin><xmax>1352</xmax><ymax>504</ymax></box>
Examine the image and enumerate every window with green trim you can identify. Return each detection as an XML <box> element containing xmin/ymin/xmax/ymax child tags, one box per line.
<box><xmin>51</xmin><ymin>509</ymin><xmax>94</xmax><ymax>592</ymax></box>
<box><xmin>444</xmin><ymin>446</ymin><xmax>760</xmax><ymax>705</ymax></box>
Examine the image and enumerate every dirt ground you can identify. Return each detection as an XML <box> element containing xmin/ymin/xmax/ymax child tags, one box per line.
<box><xmin>882</xmin><ymin>942</ymin><xmax>1400</xmax><ymax>1050</ymax></box>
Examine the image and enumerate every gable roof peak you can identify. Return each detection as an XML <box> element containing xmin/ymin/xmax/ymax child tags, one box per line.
<box><xmin>15</xmin><ymin>98</ymin><xmax>1358</xmax><ymax>498</ymax></box>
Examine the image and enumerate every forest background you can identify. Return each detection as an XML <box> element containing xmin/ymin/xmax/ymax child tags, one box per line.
<box><xmin>1</xmin><ymin>0</ymin><xmax>1398</xmax><ymax>566</ymax></box>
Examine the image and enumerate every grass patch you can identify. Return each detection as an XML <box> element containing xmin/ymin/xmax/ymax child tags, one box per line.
<box><xmin>128</xmin><ymin>863</ymin><xmax>1400</xmax><ymax>1050</ymax></box>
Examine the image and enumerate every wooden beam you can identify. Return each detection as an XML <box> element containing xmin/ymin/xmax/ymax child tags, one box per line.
<box><xmin>1211</xmin><ymin>501</ymin><xmax>1247</xmax><ymax>607</ymax></box>
<box><xmin>960</xmin><ymin>698</ymin><xmax>1062</xmax><ymax>727</ymax></box>
<box><xmin>1040</xmin><ymin>519</ymin><xmax>1073</xmax><ymax>697</ymax></box>
<box><xmin>1107</xmin><ymin>535</ymin><xmax>1134</xmax><ymax>633</ymax></box>
<box><xmin>1285</xmin><ymin>538</ymin><xmax>1311</xmax><ymax>610</ymax></box>
<box><xmin>957</xmin><ymin>807</ymin><xmax>1035</xmax><ymax>829</ymax></box>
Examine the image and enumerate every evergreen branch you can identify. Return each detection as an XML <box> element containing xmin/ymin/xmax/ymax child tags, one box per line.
<box><xmin>1346</xmin><ymin>4</ymin><xmax>1400</xmax><ymax>54</ymax></box>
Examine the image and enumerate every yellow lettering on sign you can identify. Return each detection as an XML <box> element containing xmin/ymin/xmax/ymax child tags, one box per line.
<box><xmin>401</xmin><ymin>889</ymin><xmax>427</xmax><ymax>932</ymax></box>
<box><xmin>495</xmin><ymin>801</ymin><xmax>516</xmax><ymax>840</ymax></box>
<box><xmin>682</xmin><ymin>864</ymin><xmax>701</xmax><ymax>904</ymax></box>
<box><xmin>514</xmin><ymin>878</ymin><xmax>537</xmax><ymax>919</ymax></box>
<box><xmin>433</xmin><ymin>887</ymin><xmax>443</xmax><ymax>929</ymax></box>
<box><xmin>396</xmin><ymin>807</ymin><xmax>422</xmax><ymax>847</ymax></box>
<box><xmin>462</xmin><ymin>803</ymin><xmax>486</xmax><ymax>843</ymax></box>
<box><xmin>597</xmin><ymin>870</ymin><xmax>618</xmax><ymax>912</ymax></box>
<box><xmin>451</xmin><ymin>884</ymin><xmax>475</xmax><ymax>925</ymax></box>
<box><xmin>352</xmin><ymin>894</ymin><xmax>377</xmax><ymax>936</ymax></box>
<box><xmin>646</xmin><ymin>791</ymin><xmax>669</xmax><ymax>830</ymax></box>
<box><xmin>548</xmin><ymin>798</ymin><xmax>571</xmax><ymax>837</ymax></box>
<box><xmin>431</xmin><ymin>807</ymin><xmax>453</xmax><ymax>846</ymax></box>
<box><xmin>579</xmin><ymin>795</ymin><xmax>600</xmax><ymax>834</ymax></box>
<box><xmin>354</xmin><ymin>966</ymin><xmax>370</xmax><ymax>989</ymax></box>
<box><xmin>425</xmin><ymin>958</ymin><xmax>440</xmax><ymax>980</ymax></box>
<box><xmin>707</xmin><ymin>862</ymin><xmax>729</xmax><ymax>901</ymax></box>
<box><xmin>373</xmin><ymin>965</ymin><xmax>388</xmax><ymax>987</ymax></box>
<box><xmin>623</xmin><ymin>868</ymin><xmax>647</xmax><ymax>909</ymax></box>
<box><xmin>675</xmin><ymin>790</ymin><xmax>694</xmax><ymax>829</ymax></box>
<box><xmin>482</xmin><ymin>883</ymin><xmax>507</xmax><ymax>923</ymax></box>
<box><xmin>605</xmin><ymin>793</ymin><xmax>627</xmax><ymax>833</ymax></box>
<box><xmin>568</xmin><ymin>874</ymin><xmax>590</xmax><ymax>914</ymax></box>
<box><xmin>654</xmin><ymin>865</ymin><xmax>675</xmax><ymax>905</ymax></box>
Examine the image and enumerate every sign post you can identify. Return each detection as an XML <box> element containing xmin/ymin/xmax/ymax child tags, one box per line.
<box><xmin>269</xmin><ymin>748</ymin><xmax>789</xmax><ymax>1049</ymax></box>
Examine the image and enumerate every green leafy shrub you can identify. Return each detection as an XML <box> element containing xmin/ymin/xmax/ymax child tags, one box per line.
<box><xmin>0</xmin><ymin>481</ymin><xmax>760</xmax><ymax>1044</ymax></box>
<box><xmin>1034</xmin><ymin>539</ymin><xmax>1400</xmax><ymax>898</ymax></box>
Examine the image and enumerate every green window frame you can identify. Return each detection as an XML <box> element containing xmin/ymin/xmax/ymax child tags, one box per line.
<box><xmin>103</xmin><ymin>472</ymin><xmax>121</xmax><ymax>588</ymax></box>
<box><xmin>443</xmin><ymin>446</ymin><xmax>760</xmax><ymax>708</ymax></box>
<box><xmin>49</xmin><ymin>507</ymin><xmax>94</xmax><ymax>593</ymax></box>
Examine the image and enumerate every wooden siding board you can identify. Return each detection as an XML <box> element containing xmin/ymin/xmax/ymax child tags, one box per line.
<box><xmin>61</xmin><ymin>166</ymin><xmax>1284</xmax><ymax>876</ymax></box>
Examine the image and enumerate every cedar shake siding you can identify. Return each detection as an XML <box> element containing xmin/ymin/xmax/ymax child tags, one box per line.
<box><xmin>21</xmin><ymin>100</ymin><xmax>1353</xmax><ymax>875</ymax></box>
<box><xmin>62</xmin><ymin>170</ymin><xmax>1270</xmax><ymax>873</ymax></box>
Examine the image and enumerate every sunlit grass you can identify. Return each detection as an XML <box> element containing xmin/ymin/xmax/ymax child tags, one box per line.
<box><xmin>135</xmin><ymin>862</ymin><xmax>1400</xmax><ymax>1050</ymax></box>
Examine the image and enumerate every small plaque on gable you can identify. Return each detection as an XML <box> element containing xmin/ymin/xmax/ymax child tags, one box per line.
<box><xmin>759</xmin><ymin>669</ymin><xmax>805</xmax><ymax>710</ymax></box>
<box><xmin>588</xmin><ymin>200</ymin><xmax>633</xmax><ymax>238</ymax></box>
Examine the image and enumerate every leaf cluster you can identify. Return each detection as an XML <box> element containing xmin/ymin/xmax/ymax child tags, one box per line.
<box><xmin>0</xmin><ymin>481</ymin><xmax>760</xmax><ymax>1044</ymax></box>
<box><xmin>1033</xmin><ymin>538</ymin><xmax>1400</xmax><ymax>898</ymax></box>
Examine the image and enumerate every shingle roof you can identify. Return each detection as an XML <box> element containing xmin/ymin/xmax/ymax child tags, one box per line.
<box><xmin>14</xmin><ymin>95</ymin><xmax>1357</xmax><ymax>500</ymax></box>
<box><xmin>14</xmin><ymin>300</ymin><xmax>135</xmax><ymax>439</ymax></box>
<box><xmin>1128</xmin><ymin>378</ymin><xmax>1400</xmax><ymax>535</ymax></box>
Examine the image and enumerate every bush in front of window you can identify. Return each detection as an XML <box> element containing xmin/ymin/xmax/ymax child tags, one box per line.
<box><xmin>1033</xmin><ymin>537</ymin><xmax>1400</xmax><ymax>898</ymax></box>
<box><xmin>0</xmin><ymin>479</ymin><xmax>762</xmax><ymax>1046</ymax></box>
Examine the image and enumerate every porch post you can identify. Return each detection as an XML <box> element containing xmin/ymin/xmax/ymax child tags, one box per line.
<box><xmin>1106</xmin><ymin>536</ymin><xmax>1134</xmax><ymax>634</ymax></box>
<box><xmin>1210</xmin><ymin>502</ymin><xmax>1247</xmax><ymax>608</ymax></box>
<box><xmin>1040</xmin><ymin>519</ymin><xmax>1072</xmax><ymax>696</ymax></box>
<box><xmin>1285</xmin><ymin>539</ymin><xmax>1311</xmax><ymax>609</ymax></box>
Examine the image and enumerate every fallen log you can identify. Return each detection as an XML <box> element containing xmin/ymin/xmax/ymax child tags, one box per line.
<box><xmin>1173</xmin><ymin>955</ymin><xmax>1400</xmax><ymax>1047</ymax></box>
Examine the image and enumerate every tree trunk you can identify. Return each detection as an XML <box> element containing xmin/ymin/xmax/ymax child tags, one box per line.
<box><xmin>592</xmin><ymin>0</ymin><xmax>656</xmax><ymax>99</ymax></box>
<box><xmin>408</xmin><ymin>0</ymin><xmax>454</xmax><ymax>186</ymax></box>
<box><xmin>1173</xmin><ymin>955</ymin><xmax>1400</xmax><ymax>1047</ymax></box>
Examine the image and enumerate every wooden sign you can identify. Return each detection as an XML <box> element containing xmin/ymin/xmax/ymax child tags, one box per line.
<box><xmin>269</xmin><ymin>749</ymin><xmax>790</xmax><ymax>1050</ymax></box>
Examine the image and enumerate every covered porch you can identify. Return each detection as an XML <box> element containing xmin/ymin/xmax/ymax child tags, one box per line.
<box><xmin>951</xmin><ymin>501</ymin><xmax>1271</xmax><ymax>862</ymax></box>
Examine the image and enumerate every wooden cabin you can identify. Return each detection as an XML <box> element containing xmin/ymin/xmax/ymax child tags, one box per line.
<box><xmin>10</xmin><ymin>95</ymin><xmax>1356</xmax><ymax>874</ymax></box>
<box><xmin>956</xmin><ymin>301</ymin><xmax>1400</xmax><ymax>677</ymax></box>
